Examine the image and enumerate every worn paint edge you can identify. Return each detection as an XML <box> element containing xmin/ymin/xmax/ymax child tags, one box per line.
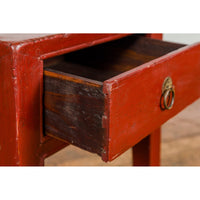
<box><xmin>101</xmin><ymin>82</ymin><xmax>112</xmax><ymax>161</ymax></box>
<box><xmin>105</xmin><ymin>41</ymin><xmax>200</xmax><ymax>87</ymax></box>
<box><xmin>44</xmin><ymin>69</ymin><xmax>103</xmax><ymax>88</ymax></box>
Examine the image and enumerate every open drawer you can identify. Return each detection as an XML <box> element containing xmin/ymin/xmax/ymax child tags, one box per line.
<box><xmin>43</xmin><ymin>35</ymin><xmax>200</xmax><ymax>161</ymax></box>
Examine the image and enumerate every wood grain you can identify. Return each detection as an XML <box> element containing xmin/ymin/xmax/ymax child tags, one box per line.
<box><xmin>44</xmin><ymin>35</ymin><xmax>184</xmax><ymax>81</ymax></box>
<box><xmin>44</xmin><ymin>68</ymin><xmax>105</xmax><ymax>156</ymax></box>
<box><xmin>44</xmin><ymin>35</ymin><xmax>195</xmax><ymax>162</ymax></box>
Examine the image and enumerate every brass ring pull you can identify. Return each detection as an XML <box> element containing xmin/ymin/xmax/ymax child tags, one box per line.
<box><xmin>163</xmin><ymin>88</ymin><xmax>175</xmax><ymax>110</ymax></box>
<box><xmin>161</xmin><ymin>77</ymin><xmax>175</xmax><ymax>110</ymax></box>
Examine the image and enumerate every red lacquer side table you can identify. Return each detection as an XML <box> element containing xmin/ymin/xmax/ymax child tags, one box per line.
<box><xmin>0</xmin><ymin>33</ymin><xmax>199</xmax><ymax>166</ymax></box>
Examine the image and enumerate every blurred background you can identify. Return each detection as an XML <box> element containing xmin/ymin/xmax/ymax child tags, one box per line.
<box><xmin>45</xmin><ymin>34</ymin><xmax>200</xmax><ymax>166</ymax></box>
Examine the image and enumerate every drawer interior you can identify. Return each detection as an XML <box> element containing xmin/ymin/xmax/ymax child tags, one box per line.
<box><xmin>43</xmin><ymin>34</ymin><xmax>186</xmax><ymax>160</ymax></box>
<box><xmin>44</xmin><ymin>35</ymin><xmax>185</xmax><ymax>81</ymax></box>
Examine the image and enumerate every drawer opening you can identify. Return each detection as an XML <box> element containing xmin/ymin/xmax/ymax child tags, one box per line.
<box><xmin>43</xmin><ymin>35</ymin><xmax>186</xmax><ymax>161</ymax></box>
<box><xmin>44</xmin><ymin>35</ymin><xmax>184</xmax><ymax>82</ymax></box>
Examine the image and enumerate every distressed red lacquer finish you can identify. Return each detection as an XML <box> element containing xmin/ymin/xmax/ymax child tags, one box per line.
<box><xmin>132</xmin><ymin>34</ymin><xmax>162</xmax><ymax>166</ymax></box>
<box><xmin>0</xmin><ymin>34</ymin><xmax>131</xmax><ymax>165</ymax></box>
<box><xmin>103</xmin><ymin>41</ymin><xmax>200</xmax><ymax>161</ymax></box>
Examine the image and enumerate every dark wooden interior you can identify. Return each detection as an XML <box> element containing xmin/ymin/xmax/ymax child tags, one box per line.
<box><xmin>43</xmin><ymin>35</ymin><xmax>185</xmax><ymax>159</ymax></box>
<box><xmin>44</xmin><ymin>35</ymin><xmax>185</xmax><ymax>82</ymax></box>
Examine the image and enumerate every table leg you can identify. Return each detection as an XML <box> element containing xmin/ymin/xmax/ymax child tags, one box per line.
<box><xmin>132</xmin><ymin>128</ymin><xmax>161</xmax><ymax>166</ymax></box>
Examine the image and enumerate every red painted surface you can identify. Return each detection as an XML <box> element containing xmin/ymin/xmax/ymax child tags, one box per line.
<box><xmin>8</xmin><ymin>34</ymin><xmax>131</xmax><ymax>59</ymax></box>
<box><xmin>132</xmin><ymin>33</ymin><xmax>162</xmax><ymax>166</ymax></box>
<box><xmin>146</xmin><ymin>33</ymin><xmax>162</xmax><ymax>40</ymax></box>
<box><xmin>0</xmin><ymin>43</ymin><xmax>19</xmax><ymax>165</ymax></box>
<box><xmin>0</xmin><ymin>34</ymin><xmax>130</xmax><ymax>165</ymax></box>
<box><xmin>133</xmin><ymin>128</ymin><xmax>161</xmax><ymax>166</ymax></box>
<box><xmin>39</xmin><ymin>136</ymin><xmax>69</xmax><ymax>164</ymax></box>
<box><xmin>2</xmin><ymin>33</ymin><xmax>197</xmax><ymax>166</ymax></box>
<box><xmin>103</xmin><ymin>41</ymin><xmax>200</xmax><ymax>161</ymax></box>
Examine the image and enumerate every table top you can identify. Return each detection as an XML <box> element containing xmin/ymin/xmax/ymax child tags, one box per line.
<box><xmin>0</xmin><ymin>34</ymin><xmax>130</xmax><ymax>59</ymax></box>
<box><xmin>0</xmin><ymin>34</ymin><xmax>52</xmax><ymax>42</ymax></box>
<box><xmin>0</xmin><ymin>33</ymin><xmax>130</xmax><ymax>43</ymax></box>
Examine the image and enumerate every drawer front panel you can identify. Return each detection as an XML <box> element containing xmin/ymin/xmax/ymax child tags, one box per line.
<box><xmin>104</xmin><ymin>43</ymin><xmax>200</xmax><ymax>161</ymax></box>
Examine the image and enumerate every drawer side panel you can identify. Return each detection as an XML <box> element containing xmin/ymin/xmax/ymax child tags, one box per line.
<box><xmin>44</xmin><ymin>69</ymin><xmax>106</xmax><ymax>156</ymax></box>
